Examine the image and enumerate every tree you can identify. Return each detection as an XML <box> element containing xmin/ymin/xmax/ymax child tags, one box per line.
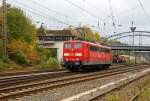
<box><xmin>7</xmin><ymin>7</ymin><xmax>36</xmax><ymax>41</ymax></box>
<box><xmin>68</xmin><ymin>26</ymin><xmax>95</xmax><ymax>41</ymax></box>
<box><xmin>0</xmin><ymin>6</ymin><xmax>39</xmax><ymax>65</ymax></box>
<box><xmin>94</xmin><ymin>32</ymin><xmax>100</xmax><ymax>42</ymax></box>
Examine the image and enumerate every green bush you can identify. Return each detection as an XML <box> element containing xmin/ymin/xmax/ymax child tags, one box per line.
<box><xmin>9</xmin><ymin>51</ymin><xmax>29</xmax><ymax>65</ymax></box>
<box><xmin>0</xmin><ymin>59</ymin><xmax>9</xmax><ymax>71</ymax></box>
<box><xmin>40</xmin><ymin>57</ymin><xmax>60</xmax><ymax>70</ymax></box>
<box><xmin>16</xmin><ymin>51</ymin><xmax>30</xmax><ymax>65</ymax></box>
<box><xmin>23</xmin><ymin>32</ymin><xmax>32</xmax><ymax>43</ymax></box>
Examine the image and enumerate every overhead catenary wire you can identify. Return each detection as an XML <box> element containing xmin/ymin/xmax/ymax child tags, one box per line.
<box><xmin>65</xmin><ymin>0</ymin><xmax>117</xmax><ymax>34</ymax></box>
<box><xmin>23</xmin><ymin>0</ymin><xmax>105</xmax><ymax>29</ymax></box>
<box><xmin>8</xmin><ymin>4</ymin><xmax>67</xmax><ymax>34</ymax></box>
<box><xmin>137</xmin><ymin>0</ymin><xmax>150</xmax><ymax>23</ymax></box>
<box><xmin>14</xmin><ymin>0</ymin><xmax>105</xmax><ymax>30</ymax></box>
<box><xmin>30</xmin><ymin>0</ymin><xmax>68</xmax><ymax>18</ymax></box>
<box><xmin>108</xmin><ymin>0</ymin><xmax>116</xmax><ymax>28</ymax></box>
<box><xmin>65</xmin><ymin>0</ymin><xmax>105</xmax><ymax>23</ymax></box>
<box><xmin>115</xmin><ymin>0</ymin><xmax>148</xmax><ymax>17</ymax></box>
<box><xmin>13</xmin><ymin>0</ymin><xmax>73</xmax><ymax>26</ymax></box>
<box><xmin>83</xmin><ymin>0</ymin><xmax>107</xmax><ymax>31</ymax></box>
<box><xmin>13</xmin><ymin>0</ymin><xmax>125</xmax><ymax>35</ymax></box>
<box><xmin>84</xmin><ymin>1</ymin><xmax>107</xmax><ymax>17</ymax></box>
<box><xmin>30</xmin><ymin>0</ymin><xmax>112</xmax><ymax>32</ymax></box>
<box><xmin>29</xmin><ymin>0</ymin><xmax>78</xmax><ymax>22</ymax></box>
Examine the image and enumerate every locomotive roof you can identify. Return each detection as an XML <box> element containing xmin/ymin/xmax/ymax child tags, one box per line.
<box><xmin>64</xmin><ymin>40</ymin><xmax>111</xmax><ymax>49</ymax></box>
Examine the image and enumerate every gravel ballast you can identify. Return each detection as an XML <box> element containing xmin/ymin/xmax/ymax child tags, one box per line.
<box><xmin>8</xmin><ymin>69</ymin><xmax>142</xmax><ymax>101</ymax></box>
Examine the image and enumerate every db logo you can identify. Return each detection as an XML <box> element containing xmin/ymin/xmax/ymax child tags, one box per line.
<box><xmin>70</xmin><ymin>53</ymin><xmax>74</xmax><ymax>56</ymax></box>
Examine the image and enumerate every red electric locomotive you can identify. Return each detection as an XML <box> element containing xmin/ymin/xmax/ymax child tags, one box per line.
<box><xmin>62</xmin><ymin>41</ymin><xmax>112</xmax><ymax>71</ymax></box>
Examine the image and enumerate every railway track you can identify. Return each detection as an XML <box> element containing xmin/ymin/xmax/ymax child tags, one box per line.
<box><xmin>89</xmin><ymin>65</ymin><xmax>150</xmax><ymax>101</ymax></box>
<box><xmin>0</xmin><ymin>64</ymin><xmax>129</xmax><ymax>89</ymax></box>
<box><xmin>0</xmin><ymin>65</ymin><xmax>148</xmax><ymax>100</ymax></box>
<box><xmin>0</xmin><ymin>64</ymin><xmax>124</xmax><ymax>77</ymax></box>
<box><xmin>0</xmin><ymin>69</ymin><xmax>65</xmax><ymax>77</ymax></box>
<box><xmin>0</xmin><ymin>71</ymin><xmax>75</xmax><ymax>88</ymax></box>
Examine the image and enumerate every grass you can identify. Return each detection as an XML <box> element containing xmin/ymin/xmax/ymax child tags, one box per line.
<box><xmin>106</xmin><ymin>94</ymin><xmax>121</xmax><ymax>101</ymax></box>
<box><xmin>104</xmin><ymin>74</ymin><xmax>150</xmax><ymax>101</ymax></box>
<box><xmin>39</xmin><ymin>57</ymin><xmax>61</xmax><ymax>70</ymax></box>
<box><xmin>0</xmin><ymin>57</ymin><xmax>61</xmax><ymax>73</ymax></box>
<box><xmin>136</xmin><ymin>84</ymin><xmax>150</xmax><ymax>101</ymax></box>
<box><xmin>0</xmin><ymin>59</ymin><xmax>9</xmax><ymax>71</ymax></box>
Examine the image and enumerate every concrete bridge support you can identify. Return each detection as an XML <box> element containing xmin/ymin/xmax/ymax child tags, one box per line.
<box><xmin>38</xmin><ymin>41</ymin><xmax>64</xmax><ymax>63</ymax></box>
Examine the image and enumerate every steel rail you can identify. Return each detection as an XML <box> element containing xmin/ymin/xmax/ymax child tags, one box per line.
<box><xmin>0</xmin><ymin>65</ymin><xmax>129</xmax><ymax>88</ymax></box>
<box><xmin>0</xmin><ymin>65</ymin><xmax>148</xmax><ymax>100</ymax></box>
<box><xmin>0</xmin><ymin>69</ymin><xmax>65</xmax><ymax>77</ymax></box>
<box><xmin>0</xmin><ymin>65</ymin><xmax>136</xmax><ymax>88</ymax></box>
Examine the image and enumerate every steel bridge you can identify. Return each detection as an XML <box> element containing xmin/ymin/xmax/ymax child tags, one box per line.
<box><xmin>107</xmin><ymin>31</ymin><xmax>150</xmax><ymax>39</ymax></box>
<box><xmin>110</xmin><ymin>45</ymin><xmax>150</xmax><ymax>51</ymax></box>
<box><xmin>107</xmin><ymin>31</ymin><xmax>150</xmax><ymax>51</ymax></box>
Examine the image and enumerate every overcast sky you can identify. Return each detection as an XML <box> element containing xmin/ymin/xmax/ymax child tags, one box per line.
<box><xmin>7</xmin><ymin>0</ymin><xmax>150</xmax><ymax>45</ymax></box>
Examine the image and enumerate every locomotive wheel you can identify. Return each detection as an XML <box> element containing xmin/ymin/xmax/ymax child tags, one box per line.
<box><xmin>70</xmin><ymin>68</ymin><xmax>78</xmax><ymax>72</ymax></box>
<box><xmin>82</xmin><ymin>66</ymin><xmax>91</xmax><ymax>72</ymax></box>
<box><xmin>103</xmin><ymin>65</ymin><xmax>109</xmax><ymax>70</ymax></box>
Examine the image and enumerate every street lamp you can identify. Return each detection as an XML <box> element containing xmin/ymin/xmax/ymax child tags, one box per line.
<box><xmin>37</xmin><ymin>22</ymin><xmax>44</xmax><ymax>29</ymax></box>
<box><xmin>37</xmin><ymin>22</ymin><xmax>46</xmax><ymax>36</ymax></box>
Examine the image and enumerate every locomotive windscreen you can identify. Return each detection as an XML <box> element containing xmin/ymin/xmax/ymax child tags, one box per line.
<box><xmin>74</xmin><ymin>42</ymin><xmax>82</xmax><ymax>49</ymax></box>
<box><xmin>65</xmin><ymin>43</ymin><xmax>72</xmax><ymax>48</ymax></box>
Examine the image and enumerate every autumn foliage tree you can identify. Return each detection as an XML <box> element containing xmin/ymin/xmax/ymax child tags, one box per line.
<box><xmin>0</xmin><ymin>6</ymin><xmax>39</xmax><ymax>65</ymax></box>
<box><xmin>94</xmin><ymin>32</ymin><xmax>101</xmax><ymax>42</ymax></box>
<box><xmin>65</xmin><ymin>26</ymin><xmax>100</xmax><ymax>42</ymax></box>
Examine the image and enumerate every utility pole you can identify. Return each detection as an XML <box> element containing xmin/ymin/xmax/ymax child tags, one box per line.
<box><xmin>130</xmin><ymin>21</ymin><xmax>136</xmax><ymax>64</ymax></box>
<box><xmin>2</xmin><ymin>0</ymin><xmax>8</xmax><ymax>61</ymax></box>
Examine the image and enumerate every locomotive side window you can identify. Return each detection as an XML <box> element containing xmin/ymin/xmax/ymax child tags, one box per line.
<box><xmin>98</xmin><ymin>48</ymin><xmax>102</xmax><ymax>52</ymax></box>
<box><xmin>89</xmin><ymin>45</ymin><xmax>110</xmax><ymax>53</ymax></box>
<box><xmin>89</xmin><ymin>45</ymin><xmax>93</xmax><ymax>51</ymax></box>
<box><xmin>105</xmin><ymin>49</ymin><xmax>110</xmax><ymax>53</ymax></box>
<box><xmin>90</xmin><ymin>45</ymin><xmax>98</xmax><ymax>51</ymax></box>
<box><xmin>65</xmin><ymin>43</ymin><xmax>72</xmax><ymax>48</ymax></box>
<box><xmin>90</xmin><ymin>45</ymin><xmax>95</xmax><ymax>51</ymax></box>
<box><xmin>74</xmin><ymin>43</ymin><xmax>82</xmax><ymax>48</ymax></box>
<box><xmin>100</xmin><ymin>48</ymin><xmax>104</xmax><ymax>52</ymax></box>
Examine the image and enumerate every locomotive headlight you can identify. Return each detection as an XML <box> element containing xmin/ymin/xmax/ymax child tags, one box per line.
<box><xmin>64</xmin><ymin>53</ymin><xmax>70</xmax><ymax>56</ymax></box>
<box><xmin>77</xmin><ymin>58</ymin><xmax>79</xmax><ymax>61</ymax></box>
<box><xmin>66</xmin><ymin>58</ymin><xmax>68</xmax><ymax>61</ymax></box>
<box><xmin>75</xmin><ymin>53</ymin><xmax>82</xmax><ymax>56</ymax></box>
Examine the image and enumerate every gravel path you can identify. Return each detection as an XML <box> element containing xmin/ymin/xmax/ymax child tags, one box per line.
<box><xmin>93</xmin><ymin>74</ymin><xmax>150</xmax><ymax>101</ymax></box>
<box><xmin>9</xmin><ymin>70</ymin><xmax>142</xmax><ymax>101</ymax></box>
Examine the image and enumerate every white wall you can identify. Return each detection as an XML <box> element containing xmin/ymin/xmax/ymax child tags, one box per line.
<box><xmin>38</xmin><ymin>41</ymin><xmax>64</xmax><ymax>63</ymax></box>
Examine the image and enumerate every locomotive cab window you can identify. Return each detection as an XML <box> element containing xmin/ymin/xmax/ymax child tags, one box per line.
<box><xmin>74</xmin><ymin>43</ymin><xmax>82</xmax><ymax>48</ymax></box>
<box><xmin>65</xmin><ymin>43</ymin><xmax>72</xmax><ymax>48</ymax></box>
<box><xmin>105</xmin><ymin>49</ymin><xmax>110</xmax><ymax>53</ymax></box>
<box><xmin>90</xmin><ymin>45</ymin><xmax>98</xmax><ymax>51</ymax></box>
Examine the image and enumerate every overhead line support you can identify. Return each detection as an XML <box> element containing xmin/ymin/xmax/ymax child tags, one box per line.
<box><xmin>2</xmin><ymin>0</ymin><xmax>8</xmax><ymax>61</ymax></box>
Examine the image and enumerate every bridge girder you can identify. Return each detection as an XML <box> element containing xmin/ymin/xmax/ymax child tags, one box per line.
<box><xmin>110</xmin><ymin>45</ymin><xmax>150</xmax><ymax>51</ymax></box>
<box><xmin>107</xmin><ymin>31</ymin><xmax>150</xmax><ymax>39</ymax></box>
<box><xmin>113</xmin><ymin>34</ymin><xmax>150</xmax><ymax>40</ymax></box>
